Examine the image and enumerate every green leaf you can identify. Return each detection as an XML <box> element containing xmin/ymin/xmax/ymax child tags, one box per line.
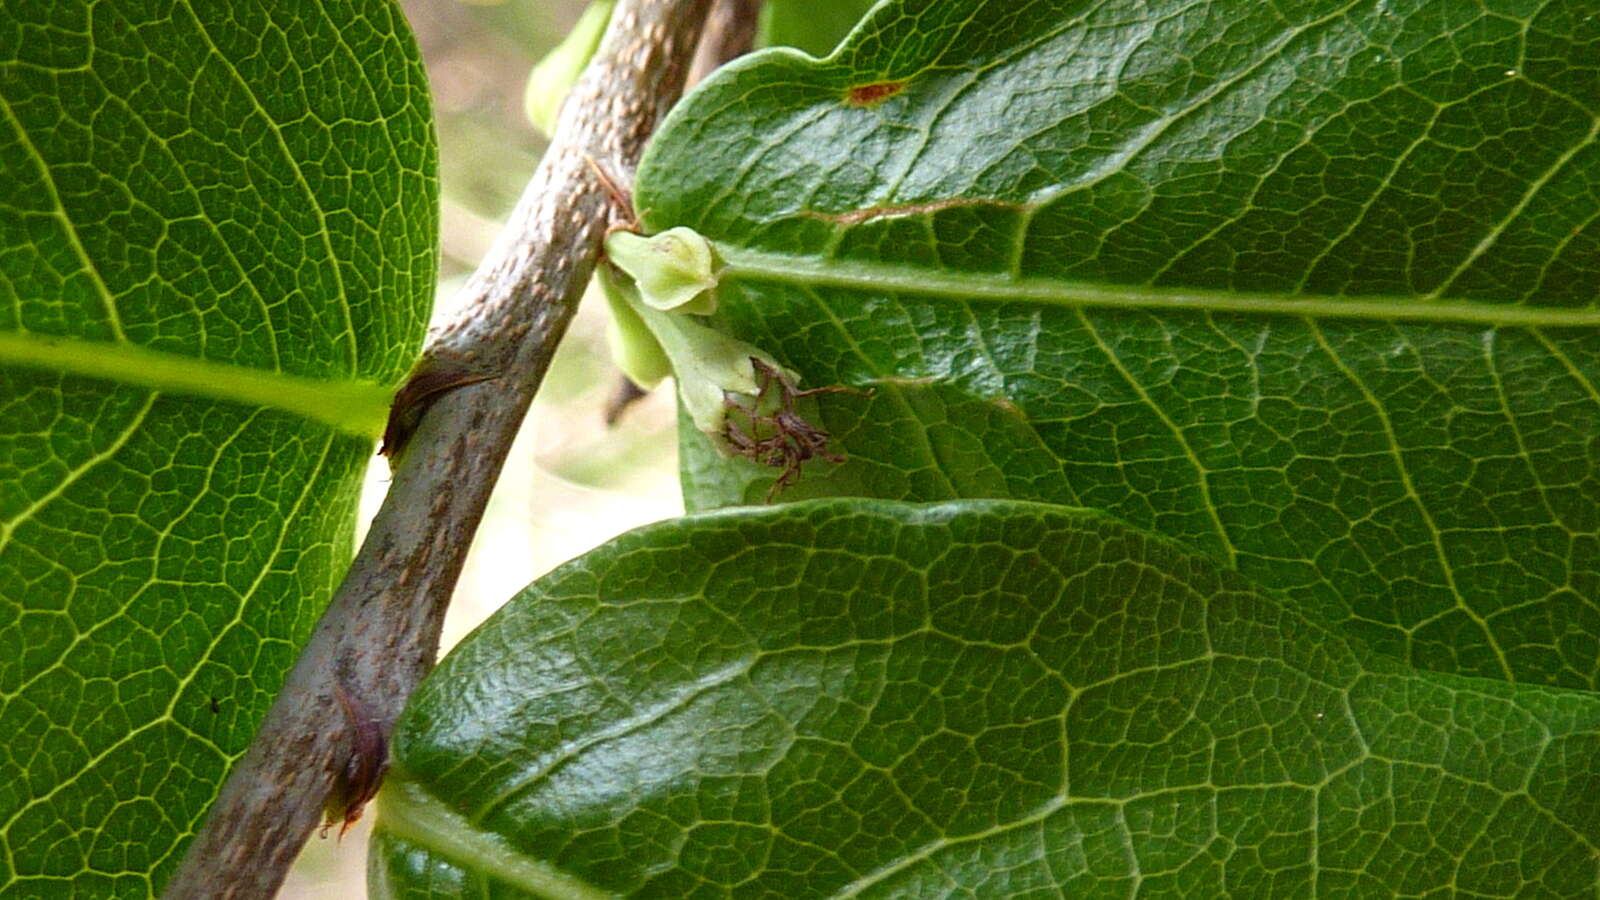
<box><xmin>757</xmin><ymin>0</ymin><xmax>880</xmax><ymax>57</ymax></box>
<box><xmin>524</xmin><ymin>0</ymin><xmax>615</xmax><ymax>138</ymax></box>
<box><xmin>373</xmin><ymin>499</ymin><xmax>1600</xmax><ymax>897</ymax></box>
<box><xmin>636</xmin><ymin>0</ymin><xmax>1600</xmax><ymax>689</ymax></box>
<box><xmin>0</xmin><ymin>2</ymin><xmax>434</xmax><ymax>894</ymax></box>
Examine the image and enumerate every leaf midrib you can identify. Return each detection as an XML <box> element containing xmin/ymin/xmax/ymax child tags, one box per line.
<box><xmin>717</xmin><ymin>244</ymin><xmax>1600</xmax><ymax>328</ymax></box>
<box><xmin>0</xmin><ymin>329</ymin><xmax>392</xmax><ymax>438</ymax></box>
<box><xmin>377</xmin><ymin>779</ymin><xmax>617</xmax><ymax>900</ymax></box>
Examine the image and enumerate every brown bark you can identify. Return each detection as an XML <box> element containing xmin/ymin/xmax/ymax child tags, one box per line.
<box><xmin>690</xmin><ymin>0</ymin><xmax>761</xmax><ymax>84</ymax></box>
<box><xmin>162</xmin><ymin>1</ymin><xmax>713</xmax><ymax>895</ymax></box>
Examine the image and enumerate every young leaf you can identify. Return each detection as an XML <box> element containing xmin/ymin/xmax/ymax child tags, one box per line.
<box><xmin>0</xmin><ymin>3</ymin><xmax>434</xmax><ymax>893</ymax></box>
<box><xmin>757</xmin><ymin>0</ymin><xmax>880</xmax><ymax>57</ymax></box>
<box><xmin>635</xmin><ymin>0</ymin><xmax>1600</xmax><ymax>689</ymax></box>
<box><xmin>373</xmin><ymin>499</ymin><xmax>1600</xmax><ymax>897</ymax></box>
<box><xmin>525</xmin><ymin>0</ymin><xmax>617</xmax><ymax>138</ymax></box>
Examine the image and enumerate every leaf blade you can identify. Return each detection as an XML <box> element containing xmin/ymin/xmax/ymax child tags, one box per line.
<box><xmin>376</xmin><ymin>499</ymin><xmax>1600</xmax><ymax>897</ymax></box>
<box><xmin>0</xmin><ymin>2</ymin><xmax>436</xmax><ymax>892</ymax></box>
<box><xmin>636</xmin><ymin>0</ymin><xmax>1600</xmax><ymax>688</ymax></box>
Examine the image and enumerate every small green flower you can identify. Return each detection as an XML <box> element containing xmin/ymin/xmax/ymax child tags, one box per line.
<box><xmin>604</xmin><ymin>227</ymin><xmax>721</xmax><ymax>315</ymax></box>
<box><xmin>595</xmin><ymin>260</ymin><xmax>784</xmax><ymax>442</ymax></box>
<box><xmin>600</xmin><ymin>226</ymin><xmax>860</xmax><ymax>497</ymax></box>
<box><xmin>599</xmin><ymin>266</ymin><xmax>672</xmax><ymax>390</ymax></box>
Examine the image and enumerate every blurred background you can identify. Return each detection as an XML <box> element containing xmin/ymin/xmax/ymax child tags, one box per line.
<box><xmin>280</xmin><ymin>0</ymin><xmax>682</xmax><ymax>894</ymax></box>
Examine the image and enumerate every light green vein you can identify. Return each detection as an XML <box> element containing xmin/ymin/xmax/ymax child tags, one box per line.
<box><xmin>377</xmin><ymin>779</ymin><xmax>618</xmax><ymax>900</ymax></box>
<box><xmin>471</xmin><ymin>656</ymin><xmax>754</xmax><ymax>822</ymax></box>
<box><xmin>1431</xmin><ymin>114</ymin><xmax>1600</xmax><ymax>300</ymax></box>
<box><xmin>0</xmin><ymin>331</ymin><xmax>392</xmax><ymax>439</ymax></box>
<box><xmin>0</xmin><ymin>92</ymin><xmax>126</xmax><ymax>341</ymax></box>
<box><xmin>0</xmin><ymin>392</ymin><xmax>156</xmax><ymax>554</ymax></box>
<box><xmin>1073</xmin><ymin>309</ymin><xmax>1236</xmax><ymax>565</ymax></box>
<box><xmin>1306</xmin><ymin>323</ymin><xmax>1514</xmax><ymax>683</ymax></box>
<box><xmin>837</xmin><ymin>792</ymin><xmax>1075</xmax><ymax>898</ymax></box>
<box><xmin>799</xmin><ymin>284</ymin><xmax>963</xmax><ymax>498</ymax></box>
<box><xmin>182</xmin><ymin>1</ymin><xmax>362</xmax><ymax>372</ymax></box>
<box><xmin>718</xmin><ymin>245</ymin><xmax>1600</xmax><ymax>328</ymax></box>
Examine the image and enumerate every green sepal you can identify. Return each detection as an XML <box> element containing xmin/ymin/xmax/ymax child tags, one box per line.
<box><xmin>599</xmin><ymin>258</ymin><xmax>789</xmax><ymax>450</ymax></box>
<box><xmin>635</xmin><ymin>302</ymin><xmax>765</xmax><ymax>440</ymax></box>
<box><xmin>603</xmin><ymin>227</ymin><xmax>720</xmax><ymax>315</ymax></box>
<box><xmin>597</xmin><ymin>266</ymin><xmax>671</xmax><ymax>390</ymax></box>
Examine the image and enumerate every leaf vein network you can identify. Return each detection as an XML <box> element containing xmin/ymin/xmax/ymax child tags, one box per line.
<box><xmin>0</xmin><ymin>91</ymin><xmax>127</xmax><ymax>341</ymax></box>
<box><xmin>1306</xmin><ymin>322</ymin><xmax>1514</xmax><ymax>683</ymax></box>
<box><xmin>180</xmin><ymin>1</ymin><xmax>360</xmax><ymax>373</ymax></box>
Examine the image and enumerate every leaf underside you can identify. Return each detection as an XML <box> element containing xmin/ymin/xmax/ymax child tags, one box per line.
<box><xmin>0</xmin><ymin>2</ymin><xmax>434</xmax><ymax>894</ymax></box>
<box><xmin>379</xmin><ymin>0</ymin><xmax>1600</xmax><ymax>896</ymax></box>
<box><xmin>645</xmin><ymin>0</ymin><xmax>1600</xmax><ymax>691</ymax></box>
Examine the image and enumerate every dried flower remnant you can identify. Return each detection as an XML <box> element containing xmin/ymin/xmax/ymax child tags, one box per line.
<box><xmin>722</xmin><ymin>357</ymin><xmax>866</xmax><ymax>500</ymax></box>
<box><xmin>600</xmin><ymin>226</ymin><xmax>864</xmax><ymax>496</ymax></box>
<box><xmin>321</xmin><ymin>682</ymin><xmax>388</xmax><ymax>840</ymax></box>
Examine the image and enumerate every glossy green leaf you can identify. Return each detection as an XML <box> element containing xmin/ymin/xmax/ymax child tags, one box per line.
<box><xmin>0</xmin><ymin>2</ymin><xmax>434</xmax><ymax>894</ymax></box>
<box><xmin>636</xmin><ymin>0</ymin><xmax>1600</xmax><ymax>689</ymax></box>
<box><xmin>373</xmin><ymin>499</ymin><xmax>1600</xmax><ymax>897</ymax></box>
<box><xmin>757</xmin><ymin>0</ymin><xmax>879</xmax><ymax>57</ymax></box>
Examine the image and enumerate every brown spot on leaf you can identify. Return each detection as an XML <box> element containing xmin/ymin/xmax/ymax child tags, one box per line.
<box><xmin>845</xmin><ymin>80</ymin><xmax>906</xmax><ymax>106</ymax></box>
